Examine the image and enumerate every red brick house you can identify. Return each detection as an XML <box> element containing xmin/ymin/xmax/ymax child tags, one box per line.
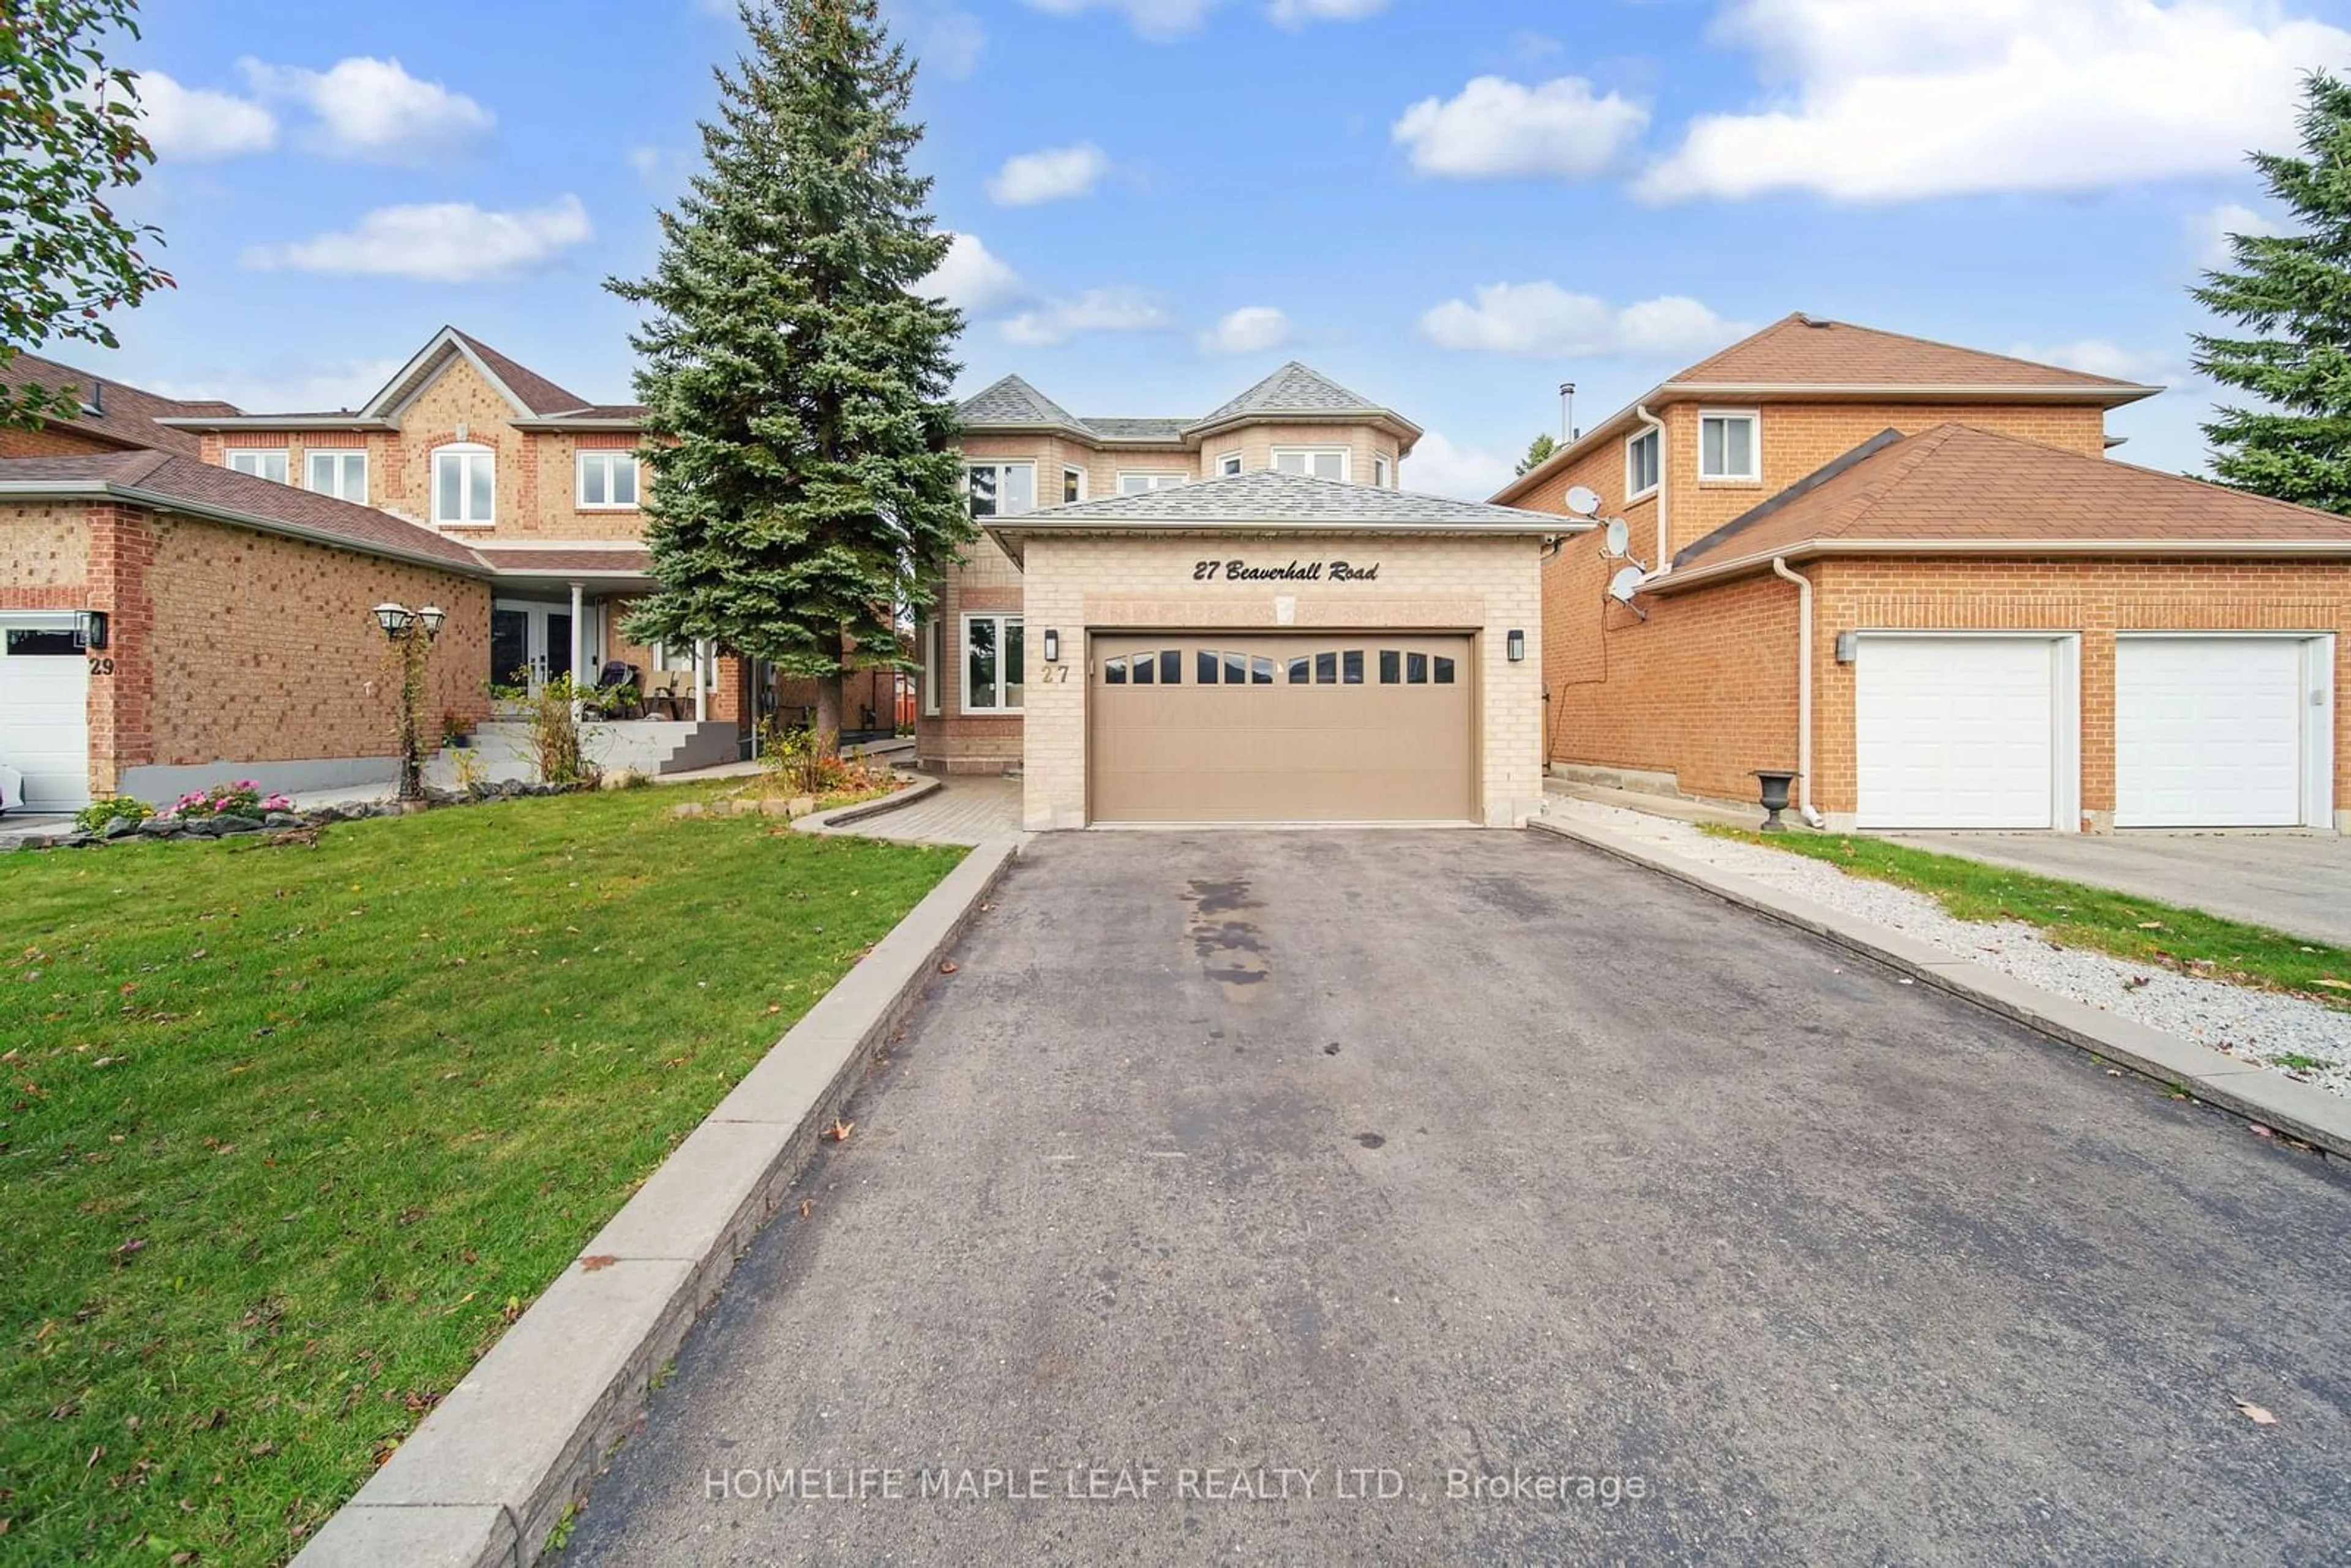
<box><xmin>1498</xmin><ymin>315</ymin><xmax>2351</xmax><ymax>833</ymax></box>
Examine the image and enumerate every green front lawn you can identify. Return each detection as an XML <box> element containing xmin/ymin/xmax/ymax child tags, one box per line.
<box><xmin>1</xmin><ymin>788</ymin><xmax>961</xmax><ymax>1564</ymax></box>
<box><xmin>1709</xmin><ymin>826</ymin><xmax>2351</xmax><ymax>1005</ymax></box>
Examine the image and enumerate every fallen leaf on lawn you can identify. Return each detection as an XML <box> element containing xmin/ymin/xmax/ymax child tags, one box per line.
<box><xmin>799</xmin><ymin>1199</ymin><xmax>813</xmax><ymax>1218</ymax></box>
<box><xmin>580</xmin><ymin>1255</ymin><xmax>618</xmax><ymax>1272</ymax></box>
<box><xmin>2315</xmin><ymin>978</ymin><xmax>2350</xmax><ymax>991</ymax></box>
<box><xmin>2136</xmin><ymin>921</ymin><xmax>2164</xmax><ymax>930</ymax></box>
<box><xmin>825</xmin><ymin>1117</ymin><xmax>855</xmax><ymax>1142</ymax></box>
<box><xmin>2234</xmin><ymin>1398</ymin><xmax>2278</xmax><ymax>1426</ymax></box>
<box><xmin>939</xmin><ymin>960</ymin><xmax>959</xmax><ymax>975</ymax></box>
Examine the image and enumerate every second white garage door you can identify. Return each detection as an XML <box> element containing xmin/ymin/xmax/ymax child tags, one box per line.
<box><xmin>1856</xmin><ymin>635</ymin><xmax>2066</xmax><ymax>830</ymax></box>
<box><xmin>2115</xmin><ymin>636</ymin><xmax>2315</xmax><ymax>828</ymax></box>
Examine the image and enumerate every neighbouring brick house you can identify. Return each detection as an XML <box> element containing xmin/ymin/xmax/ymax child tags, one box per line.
<box><xmin>1495</xmin><ymin>314</ymin><xmax>2351</xmax><ymax>833</ymax></box>
<box><xmin>923</xmin><ymin>364</ymin><xmax>1561</xmax><ymax>830</ymax></box>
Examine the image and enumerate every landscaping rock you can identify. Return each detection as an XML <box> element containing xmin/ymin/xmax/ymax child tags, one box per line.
<box><xmin>57</xmin><ymin>831</ymin><xmax>97</xmax><ymax>849</ymax></box>
<box><xmin>179</xmin><ymin>818</ymin><xmax>224</xmax><ymax>838</ymax></box>
<box><xmin>789</xmin><ymin>795</ymin><xmax>817</xmax><ymax>818</ymax></box>
<box><xmin>216</xmin><ymin>815</ymin><xmax>266</xmax><ymax>835</ymax></box>
<box><xmin>13</xmin><ymin>834</ymin><xmax>56</xmax><ymax>850</ymax></box>
<box><xmin>760</xmin><ymin>798</ymin><xmax>794</xmax><ymax>817</ymax></box>
<box><xmin>671</xmin><ymin>803</ymin><xmax>708</xmax><ymax>819</ymax></box>
<box><xmin>137</xmin><ymin>818</ymin><xmax>184</xmax><ymax>838</ymax></box>
<box><xmin>99</xmin><ymin>815</ymin><xmax>141</xmax><ymax>840</ymax></box>
<box><xmin>264</xmin><ymin>811</ymin><xmax>304</xmax><ymax>829</ymax></box>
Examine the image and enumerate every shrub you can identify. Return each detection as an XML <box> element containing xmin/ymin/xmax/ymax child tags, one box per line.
<box><xmin>758</xmin><ymin>719</ymin><xmax>893</xmax><ymax>798</ymax></box>
<box><xmin>74</xmin><ymin>795</ymin><xmax>154</xmax><ymax>834</ymax></box>
<box><xmin>523</xmin><ymin>677</ymin><xmax>596</xmax><ymax>787</ymax></box>
<box><xmin>166</xmin><ymin>781</ymin><xmax>293</xmax><ymax>820</ymax></box>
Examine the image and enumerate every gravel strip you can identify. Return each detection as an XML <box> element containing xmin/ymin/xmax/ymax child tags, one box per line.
<box><xmin>1542</xmin><ymin>796</ymin><xmax>2351</xmax><ymax>1101</ymax></box>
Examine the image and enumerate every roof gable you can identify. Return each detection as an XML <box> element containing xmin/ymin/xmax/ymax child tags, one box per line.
<box><xmin>1671</xmin><ymin>423</ymin><xmax>2351</xmax><ymax>578</ymax></box>
<box><xmin>956</xmin><ymin>375</ymin><xmax>1089</xmax><ymax>433</ymax></box>
<box><xmin>1191</xmin><ymin>361</ymin><xmax>1387</xmax><ymax>427</ymax></box>
<box><xmin>359</xmin><ymin>326</ymin><xmax>590</xmax><ymax>422</ymax></box>
<box><xmin>1673</xmin><ymin>313</ymin><xmax>2146</xmax><ymax>391</ymax></box>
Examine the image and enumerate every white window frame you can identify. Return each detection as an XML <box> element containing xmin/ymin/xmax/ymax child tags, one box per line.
<box><xmin>1117</xmin><ymin>472</ymin><xmax>1187</xmax><ymax>495</ymax></box>
<box><xmin>1271</xmin><ymin>447</ymin><xmax>1350</xmax><ymax>482</ymax></box>
<box><xmin>922</xmin><ymin>618</ymin><xmax>942</xmax><ymax>716</ymax></box>
<box><xmin>576</xmin><ymin>449</ymin><xmax>640</xmax><ymax>511</ymax></box>
<box><xmin>1216</xmin><ymin>451</ymin><xmax>1244</xmax><ymax>477</ymax></box>
<box><xmin>960</xmin><ymin>612</ymin><xmax>1023</xmax><ymax>715</ymax></box>
<box><xmin>228</xmin><ymin>449</ymin><xmax>290</xmax><ymax>484</ymax></box>
<box><xmin>433</xmin><ymin>442</ymin><xmax>497</xmax><ymax>528</ymax></box>
<box><xmin>302</xmin><ymin>448</ymin><xmax>366</xmax><ymax>501</ymax></box>
<box><xmin>1061</xmin><ymin>465</ymin><xmax>1087</xmax><ymax>505</ymax></box>
<box><xmin>966</xmin><ymin>460</ymin><xmax>1037</xmax><ymax>519</ymax></box>
<box><xmin>1373</xmin><ymin>454</ymin><xmax>1392</xmax><ymax>487</ymax></box>
<box><xmin>1697</xmin><ymin>410</ymin><xmax>1761</xmax><ymax>482</ymax></box>
<box><xmin>1625</xmin><ymin>428</ymin><xmax>1660</xmax><ymax>500</ymax></box>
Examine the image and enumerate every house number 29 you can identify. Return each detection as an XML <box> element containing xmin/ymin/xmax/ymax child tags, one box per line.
<box><xmin>88</xmin><ymin>657</ymin><xmax>115</xmax><ymax>676</ymax></box>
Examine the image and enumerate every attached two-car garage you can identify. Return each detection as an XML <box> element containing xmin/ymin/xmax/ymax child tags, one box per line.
<box><xmin>1854</xmin><ymin>632</ymin><xmax>2334</xmax><ymax>831</ymax></box>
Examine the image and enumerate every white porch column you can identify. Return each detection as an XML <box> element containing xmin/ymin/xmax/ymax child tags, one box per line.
<box><xmin>694</xmin><ymin>638</ymin><xmax>708</xmax><ymax>723</ymax></box>
<box><xmin>569</xmin><ymin>580</ymin><xmax>585</xmax><ymax>722</ymax></box>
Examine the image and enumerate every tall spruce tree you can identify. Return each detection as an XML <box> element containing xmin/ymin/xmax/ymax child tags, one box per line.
<box><xmin>611</xmin><ymin>0</ymin><xmax>970</xmax><ymax>743</ymax></box>
<box><xmin>2192</xmin><ymin>70</ymin><xmax>2351</xmax><ymax>512</ymax></box>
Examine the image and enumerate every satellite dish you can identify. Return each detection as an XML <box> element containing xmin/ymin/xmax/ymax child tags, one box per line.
<box><xmin>1602</xmin><ymin>518</ymin><xmax>1630</xmax><ymax>558</ymax></box>
<box><xmin>1607</xmin><ymin>566</ymin><xmax>1646</xmax><ymax>605</ymax></box>
<box><xmin>1564</xmin><ymin>484</ymin><xmax>1602</xmax><ymax>519</ymax></box>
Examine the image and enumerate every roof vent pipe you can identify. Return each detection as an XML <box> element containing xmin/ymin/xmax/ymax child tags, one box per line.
<box><xmin>83</xmin><ymin>381</ymin><xmax>104</xmax><ymax>417</ymax></box>
<box><xmin>1769</xmin><ymin>557</ymin><xmax>1828</xmax><ymax>829</ymax></box>
<box><xmin>1559</xmin><ymin>382</ymin><xmax>1575</xmax><ymax>443</ymax></box>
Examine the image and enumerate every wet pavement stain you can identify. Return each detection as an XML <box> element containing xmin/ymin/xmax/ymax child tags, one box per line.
<box><xmin>1184</xmin><ymin>876</ymin><xmax>1271</xmax><ymax>999</ymax></box>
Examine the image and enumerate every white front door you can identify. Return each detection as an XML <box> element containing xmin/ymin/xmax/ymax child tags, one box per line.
<box><xmin>1856</xmin><ymin>635</ymin><xmax>2065</xmax><ymax>830</ymax></box>
<box><xmin>2115</xmin><ymin>636</ymin><xmax>2316</xmax><ymax>828</ymax></box>
<box><xmin>0</xmin><ymin>614</ymin><xmax>93</xmax><ymax>811</ymax></box>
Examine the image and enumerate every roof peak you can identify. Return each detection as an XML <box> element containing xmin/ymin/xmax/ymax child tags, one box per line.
<box><xmin>1670</xmin><ymin>314</ymin><xmax>2151</xmax><ymax>391</ymax></box>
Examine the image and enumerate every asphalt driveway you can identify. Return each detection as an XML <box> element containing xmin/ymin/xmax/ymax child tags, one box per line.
<box><xmin>566</xmin><ymin>831</ymin><xmax>2350</xmax><ymax>1566</ymax></box>
<box><xmin>1882</xmin><ymin>831</ymin><xmax>2351</xmax><ymax>948</ymax></box>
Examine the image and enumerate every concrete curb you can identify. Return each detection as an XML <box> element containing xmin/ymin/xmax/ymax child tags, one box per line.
<box><xmin>792</xmin><ymin>774</ymin><xmax>943</xmax><ymax>835</ymax></box>
<box><xmin>1527</xmin><ymin>816</ymin><xmax>2351</xmax><ymax>1160</ymax></box>
<box><xmin>293</xmin><ymin>836</ymin><xmax>1021</xmax><ymax>1568</ymax></box>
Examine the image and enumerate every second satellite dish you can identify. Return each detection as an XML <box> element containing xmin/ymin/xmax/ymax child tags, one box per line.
<box><xmin>1564</xmin><ymin>484</ymin><xmax>1602</xmax><ymax>518</ymax></box>
<box><xmin>1603</xmin><ymin>518</ymin><xmax>1630</xmax><ymax>558</ymax></box>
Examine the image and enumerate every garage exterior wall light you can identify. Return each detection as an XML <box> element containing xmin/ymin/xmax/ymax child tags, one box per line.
<box><xmin>1505</xmin><ymin>629</ymin><xmax>1526</xmax><ymax>662</ymax></box>
<box><xmin>1834</xmin><ymin>631</ymin><xmax>1858</xmax><ymax>664</ymax></box>
<box><xmin>1042</xmin><ymin>628</ymin><xmax>1060</xmax><ymax>664</ymax></box>
<box><xmin>74</xmin><ymin>610</ymin><xmax>107</xmax><ymax>651</ymax></box>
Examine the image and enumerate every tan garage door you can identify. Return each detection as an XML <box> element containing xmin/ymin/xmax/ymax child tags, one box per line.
<box><xmin>1090</xmin><ymin>634</ymin><xmax>1475</xmax><ymax>823</ymax></box>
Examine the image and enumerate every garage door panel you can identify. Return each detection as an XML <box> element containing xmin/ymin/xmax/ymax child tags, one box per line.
<box><xmin>1856</xmin><ymin>636</ymin><xmax>2058</xmax><ymax>830</ymax></box>
<box><xmin>1092</xmin><ymin>634</ymin><xmax>1473</xmax><ymax>823</ymax></box>
<box><xmin>0</xmin><ymin>617</ymin><xmax>92</xmax><ymax>812</ymax></box>
<box><xmin>2116</xmin><ymin>637</ymin><xmax>2306</xmax><ymax>828</ymax></box>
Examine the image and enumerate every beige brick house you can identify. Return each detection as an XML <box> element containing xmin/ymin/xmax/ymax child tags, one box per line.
<box><xmin>923</xmin><ymin>364</ymin><xmax>1564</xmax><ymax>830</ymax></box>
<box><xmin>1496</xmin><ymin>314</ymin><xmax>2351</xmax><ymax>833</ymax></box>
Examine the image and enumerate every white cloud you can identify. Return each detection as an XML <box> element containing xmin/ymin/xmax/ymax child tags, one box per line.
<box><xmin>239</xmin><ymin>55</ymin><xmax>493</xmax><ymax>164</ymax></box>
<box><xmin>1419</xmin><ymin>282</ymin><xmax>1744</xmax><ymax>359</ymax></box>
<box><xmin>127</xmin><ymin>71</ymin><xmax>277</xmax><ymax>162</ymax></box>
<box><xmin>241</xmin><ymin>196</ymin><xmax>592</xmax><ymax>282</ymax></box>
<box><xmin>2192</xmin><ymin>200</ymin><xmax>2285</xmax><ymax>267</ymax></box>
<box><xmin>883</xmin><ymin>0</ymin><xmax>987</xmax><ymax>78</ymax></box>
<box><xmin>1393</xmin><ymin>75</ymin><xmax>1649</xmax><ymax>180</ymax></box>
<box><xmin>919</xmin><ymin>232</ymin><xmax>1030</xmax><ymax>314</ymax></box>
<box><xmin>1022</xmin><ymin>0</ymin><xmax>1219</xmax><ymax>42</ymax></box>
<box><xmin>1198</xmin><ymin>306</ymin><xmax>1295</xmax><ymax>355</ymax></box>
<box><xmin>1270</xmin><ymin>0</ymin><xmax>1387</xmax><ymax>24</ymax></box>
<box><xmin>1404</xmin><ymin>432</ymin><xmax>1514</xmax><ymax>500</ymax></box>
<box><xmin>1002</xmin><ymin>287</ymin><xmax>1174</xmax><ymax>346</ymax></box>
<box><xmin>2009</xmin><ymin>337</ymin><xmax>2181</xmax><ymax>385</ymax></box>
<box><xmin>148</xmin><ymin>358</ymin><xmax>402</xmax><ymax>416</ymax></box>
<box><xmin>1641</xmin><ymin>0</ymin><xmax>2351</xmax><ymax>202</ymax></box>
<box><xmin>987</xmin><ymin>144</ymin><xmax>1112</xmax><ymax>206</ymax></box>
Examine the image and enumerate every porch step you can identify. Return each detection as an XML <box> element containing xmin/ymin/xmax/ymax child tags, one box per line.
<box><xmin>437</xmin><ymin>721</ymin><xmax>738</xmax><ymax>786</ymax></box>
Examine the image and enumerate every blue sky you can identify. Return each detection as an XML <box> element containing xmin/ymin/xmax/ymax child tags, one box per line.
<box><xmin>81</xmin><ymin>0</ymin><xmax>2351</xmax><ymax>495</ymax></box>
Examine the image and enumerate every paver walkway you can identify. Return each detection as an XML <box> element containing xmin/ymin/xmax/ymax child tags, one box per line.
<box><xmin>813</xmin><ymin>774</ymin><xmax>1024</xmax><ymax>846</ymax></box>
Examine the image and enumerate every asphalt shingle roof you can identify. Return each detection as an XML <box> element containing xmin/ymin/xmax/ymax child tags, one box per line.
<box><xmin>998</xmin><ymin>468</ymin><xmax>1558</xmax><ymax>529</ymax></box>
<box><xmin>1193</xmin><ymin>361</ymin><xmax>1387</xmax><ymax>427</ymax></box>
<box><xmin>0</xmin><ymin>352</ymin><xmax>242</xmax><ymax>457</ymax></box>
<box><xmin>956</xmin><ymin>363</ymin><xmax>1414</xmax><ymax>443</ymax></box>
<box><xmin>1671</xmin><ymin>422</ymin><xmax>2351</xmax><ymax>576</ymax></box>
<box><xmin>450</xmin><ymin>330</ymin><xmax>591</xmax><ymax>415</ymax></box>
<box><xmin>956</xmin><ymin>375</ymin><xmax>1088</xmax><ymax>433</ymax></box>
<box><xmin>1673</xmin><ymin>314</ymin><xmax>2150</xmax><ymax>390</ymax></box>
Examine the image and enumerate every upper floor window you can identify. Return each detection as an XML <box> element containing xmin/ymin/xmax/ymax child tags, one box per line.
<box><xmin>1062</xmin><ymin>466</ymin><xmax>1086</xmax><ymax>505</ymax></box>
<box><xmin>1699</xmin><ymin>412</ymin><xmax>1759</xmax><ymax>481</ymax></box>
<box><xmin>1625</xmin><ymin>429</ymin><xmax>1660</xmax><ymax>498</ymax></box>
<box><xmin>967</xmin><ymin>461</ymin><xmax>1035</xmax><ymax>519</ymax></box>
<box><xmin>228</xmin><ymin>449</ymin><xmax>289</xmax><ymax>485</ymax></box>
<box><xmin>1273</xmin><ymin>448</ymin><xmax>1348</xmax><ymax>482</ymax></box>
<box><xmin>577</xmin><ymin>450</ymin><xmax>640</xmax><ymax>509</ymax></box>
<box><xmin>1373</xmin><ymin>454</ymin><xmax>1392</xmax><ymax>487</ymax></box>
<box><xmin>434</xmin><ymin>443</ymin><xmax>495</xmax><ymax>527</ymax></box>
<box><xmin>1217</xmin><ymin>451</ymin><xmax>1243</xmax><ymax>477</ymax></box>
<box><xmin>1119</xmin><ymin>473</ymin><xmax>1187</xmax><ymax>495</ymax></box>
<box><xmin>306</xmin><ymin>449</ymin><xmax>367</xmax><ymax>503</ymax></box>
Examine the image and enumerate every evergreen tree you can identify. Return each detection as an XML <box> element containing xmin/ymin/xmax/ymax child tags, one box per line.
<box><xmin>2192</xmin><ymin>70</ymin><xmax>2351</xmax><ymax>512</ymax></box>
<box><xmin>1515</xmin><ymin>432</ymin><xmax>1558</xmax><ymax>476</ymax></box>
<box><xmin>611</xmin><ymin>0</ymin><xmax>970</xmax><ymax>743</ymax></box>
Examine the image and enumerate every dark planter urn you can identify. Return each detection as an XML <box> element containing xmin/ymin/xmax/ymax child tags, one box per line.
<box><xmin>1751</xmin><ymin>768</ymin><xmax>1802</xmax><ymax>833</ymax></box>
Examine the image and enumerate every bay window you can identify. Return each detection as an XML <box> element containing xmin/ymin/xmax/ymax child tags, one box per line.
<box><xmin>967</xmin><ymin>461</ymin><xmax>1036</xmax><ymax>519</ymax></box>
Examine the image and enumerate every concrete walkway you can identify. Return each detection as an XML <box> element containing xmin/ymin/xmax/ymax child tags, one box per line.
<box><xmin>811</xmin><ymin>774</ymin><xmax>1023</xmax><ymax>846</ymax></box>
<box><xmin>1881</xmin><ymin>830</ymin><xmax>2351</xmax><ymax>948</ymax></box>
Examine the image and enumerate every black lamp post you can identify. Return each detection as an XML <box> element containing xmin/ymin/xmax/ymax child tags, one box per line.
<box><xmin>375</xmin><ymin>602</ymin><xmax>444</xmax><ymax>802</ymax></box>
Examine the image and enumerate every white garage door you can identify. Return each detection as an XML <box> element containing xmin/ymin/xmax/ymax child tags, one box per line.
<box><xmin>2116</xmin><ymin>636</ymin><xmax>2311</xmax><ymax>828</ymax></box>
<box><xmin>1857</xmin><ymin>636</ymin><xmax>2060</xmax><ymax>829</ymax></box>
<box><xmin>0</xmin><ymin>615</ymin><xmax>92</xmax><ymax>812</ymax></box>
